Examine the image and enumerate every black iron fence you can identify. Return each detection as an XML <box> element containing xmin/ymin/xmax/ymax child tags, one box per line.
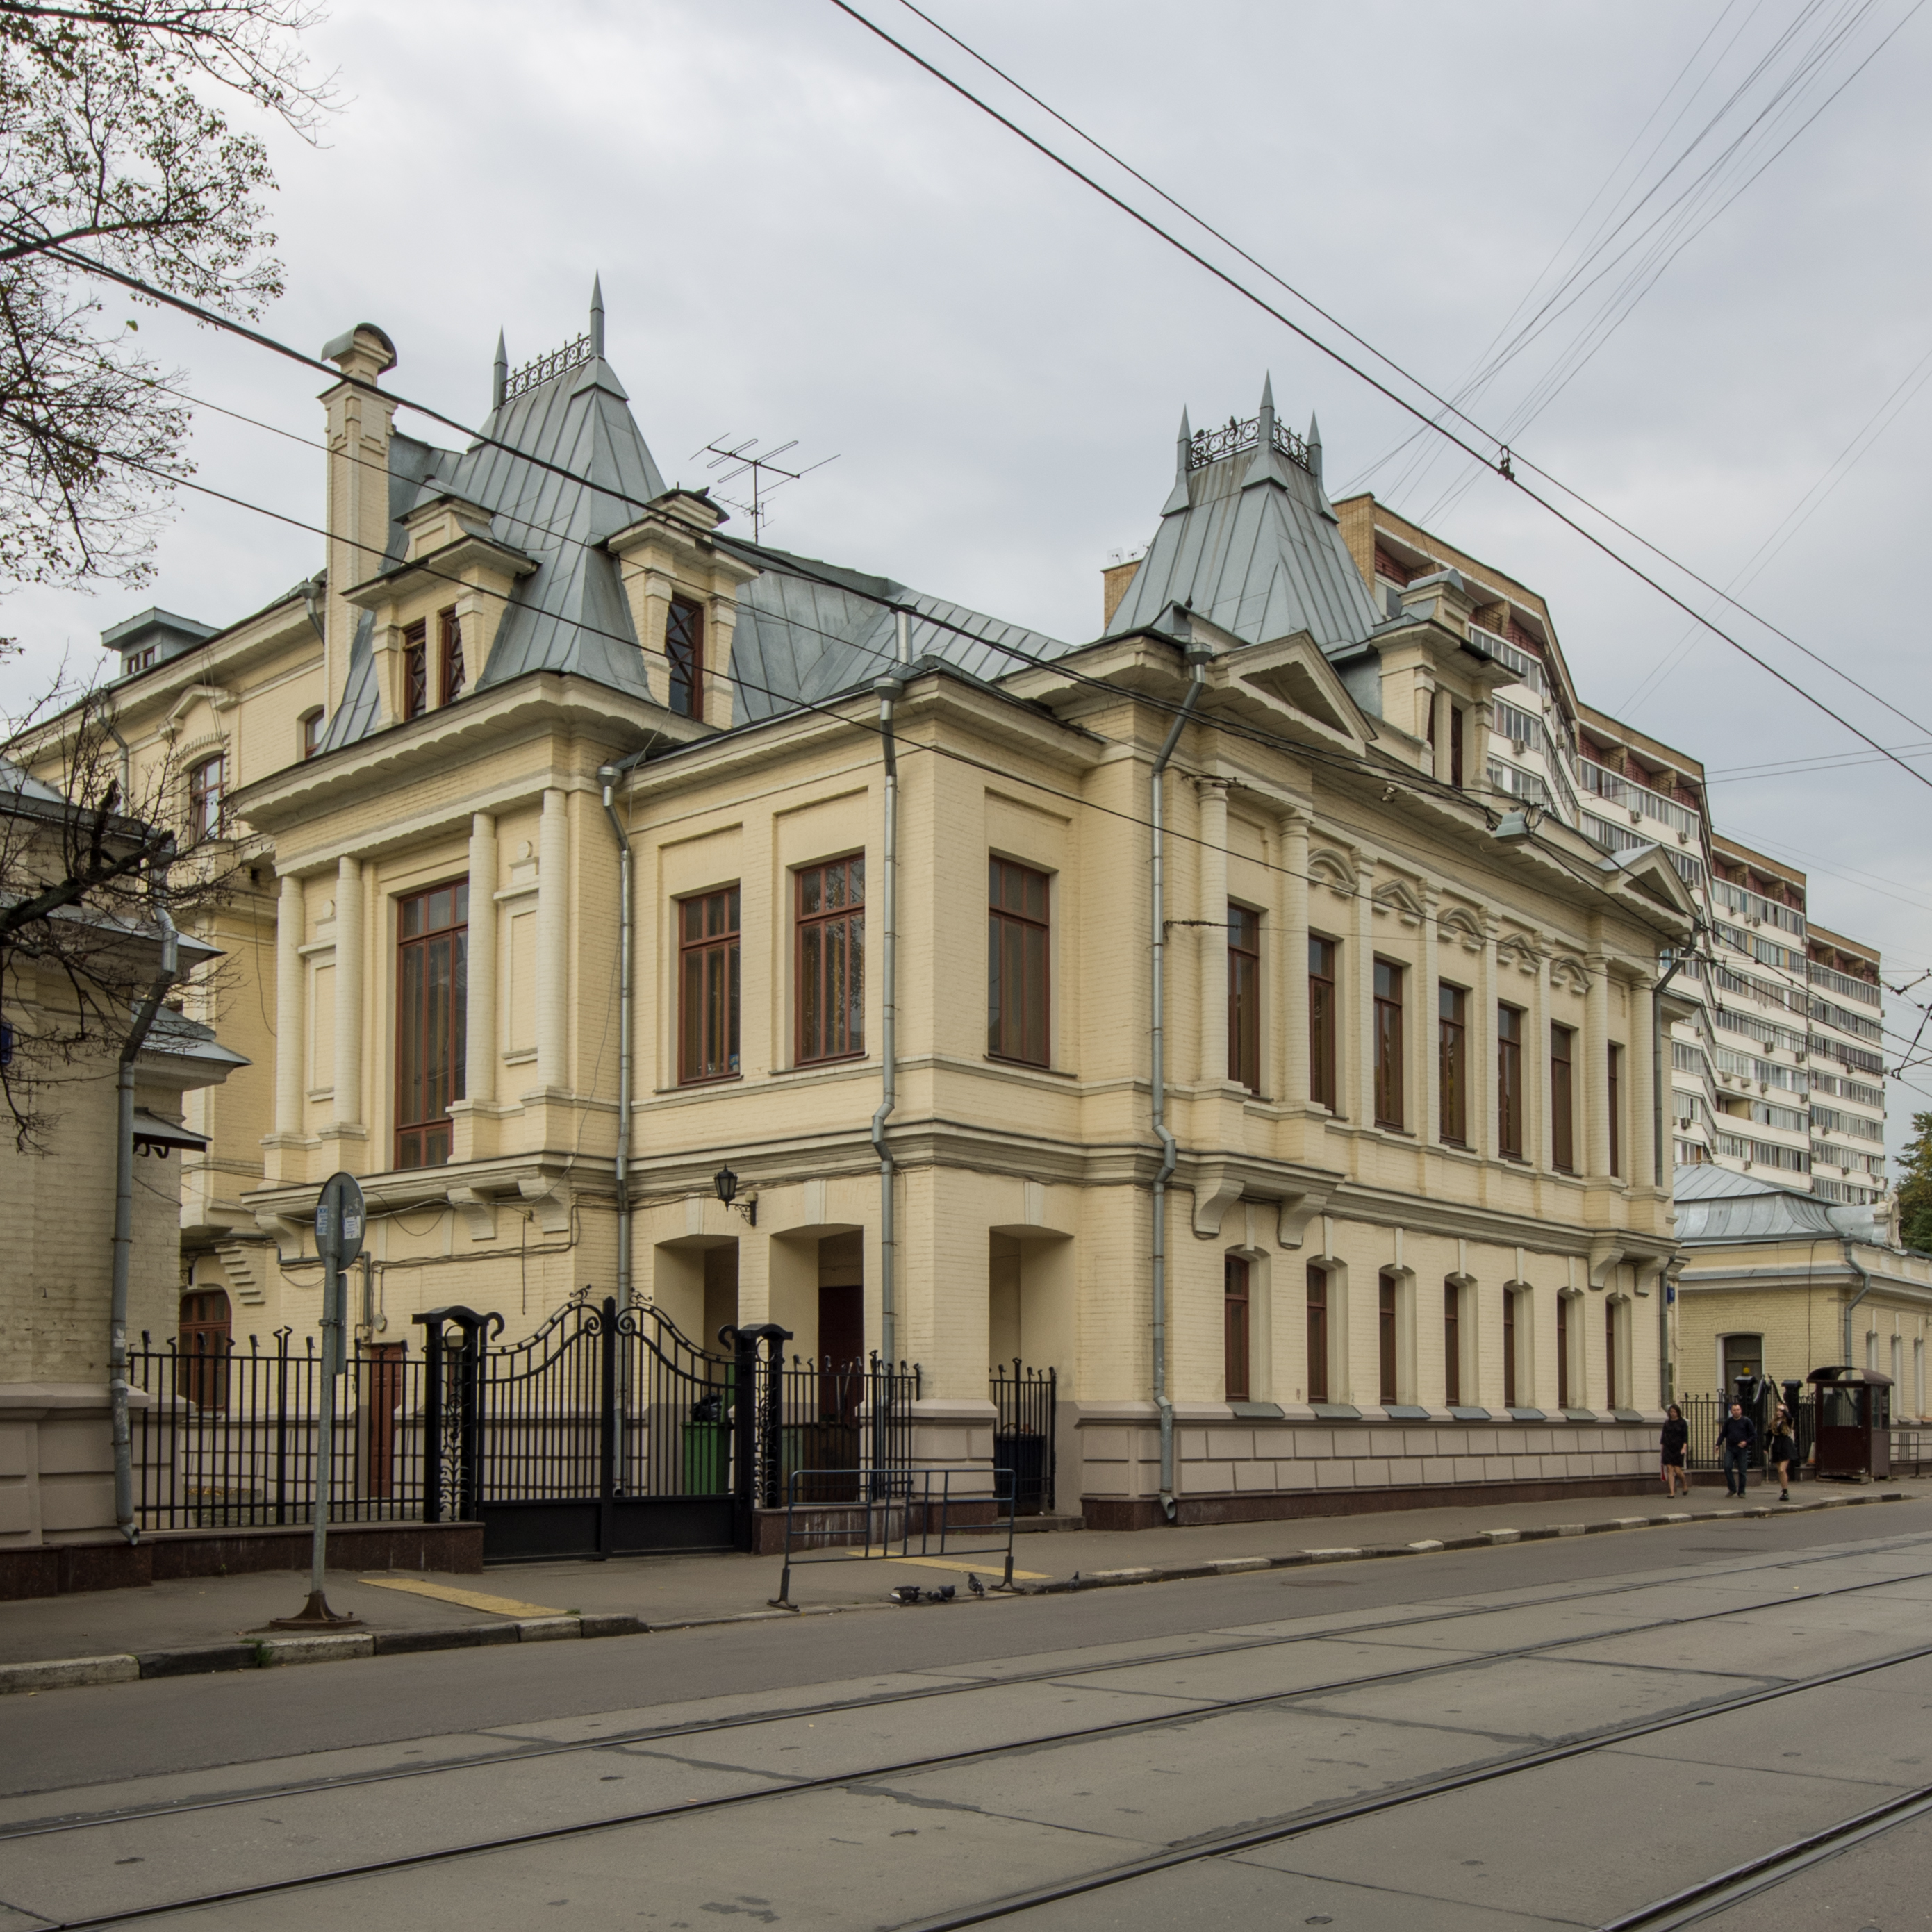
<box><xmin>741</xmin><ymin>1346</ymin><xmax>921</xmax><ymax>1510</ymax></box>
<box><xmin>126</xmin><ymin>1328</ymin><xmax>429</xmax><ymax>1530</ymax></box>
<box><xmin>990</xmin><ymin>1360</ymin><xmax>1056</xmax><ymax>1515</ymax></box>
<box><xmin>1677</xmin><ymin>1390</ymin><xmax>1930</xmax><ymax>1477</ymax></box>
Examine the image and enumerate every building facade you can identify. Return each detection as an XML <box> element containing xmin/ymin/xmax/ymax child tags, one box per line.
<box><xmin>24</xmin><ymin>317</ymin><xmax>1737</xmax><ymax>1528</ymax></box>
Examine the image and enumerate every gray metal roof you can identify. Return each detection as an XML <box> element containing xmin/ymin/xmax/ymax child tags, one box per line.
<box><xmin>1</xmin><ymin>754</ymin><xmax>67</xmax><ymax>805</ymax></box>
<box><xmin>1671</xmin><ymin>1162</ymin><xmax>1887</xmax><ymax>1245</ymax></box>
<box><xmin>317</xmin><ymin>297</ymin><xmax>1071</xmax><ymax>748</ymax></box>
<box><xmin>1103</xmin><ymin>380</ymin><xmax>1385</xmax><ymax>659</ymax></box>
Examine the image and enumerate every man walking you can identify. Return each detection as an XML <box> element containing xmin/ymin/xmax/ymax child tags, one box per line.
<box><xmin>1719</xmin><ymin>1401</ymin><xmax>1757</xmax><ymax>1499</ymax></box>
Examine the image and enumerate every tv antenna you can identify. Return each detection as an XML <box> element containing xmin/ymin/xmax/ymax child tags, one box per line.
<box><xmin>695</xmin><ymin>433</ymin><xmax>838</xmax><ymax>542</ymax></box>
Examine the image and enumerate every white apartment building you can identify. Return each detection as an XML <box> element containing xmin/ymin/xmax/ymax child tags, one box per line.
<box><xmin>1335</xmin><ymin>497</ymin><xmax>1888</xmax><ymax>1208</ymax></box>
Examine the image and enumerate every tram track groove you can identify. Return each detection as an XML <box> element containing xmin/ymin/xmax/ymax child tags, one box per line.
<box><xmin>4</xmin><ymin>1526</ymin><xmax>1926</xmax><ymax>1844</ymax></box>
<box><xmin>17</xmin><ymin>1549</ymin><xmax>1932</xmax><ymax>1930</ymax></box>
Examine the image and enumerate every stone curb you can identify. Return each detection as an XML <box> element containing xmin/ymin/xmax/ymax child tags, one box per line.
<box><xmin>0</xmin><ymin>1490</ymin><xmax>1907</xmax><ymax>1694</ymax></box>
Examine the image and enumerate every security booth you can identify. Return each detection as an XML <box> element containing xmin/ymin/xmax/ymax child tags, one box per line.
<box><xmin>1807</xmin><ymin>1366</ymin><xmax>1892</xmax><ymax>1482</ymax></box>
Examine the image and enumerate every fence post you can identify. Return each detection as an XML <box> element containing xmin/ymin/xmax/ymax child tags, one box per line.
<box><xmin>598</xmin><ymin>1296</ymin><xmax>618</xmax><ymax>1559</ymax></box>
<box><xmin>723</xmin><ymin>1322</ymin><xmax>792</xmax><ymax>1553</ymax></box>
<box><xmin>420</xmin><ymin>1317</ymin><xmax>445</xmax><ymax>1523</ymax></box>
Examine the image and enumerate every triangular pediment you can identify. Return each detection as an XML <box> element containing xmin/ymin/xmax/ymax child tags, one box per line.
<box><xmin>1224</xmin><ymin>631</ymin><xmax>1371</xmax><ymax>745</ymax></box>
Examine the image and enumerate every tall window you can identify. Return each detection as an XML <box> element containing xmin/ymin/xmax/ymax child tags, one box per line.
<box><xmin>1444</xmin><ymin>1280</ymin><xmax>1461</xmax><ymax>1407</ymax></box>
<box><xmin>301</xmin><ymin>709</ymin><xmax>324</xmax><ymax>761</ymax></box>
<box><xmin>1605</xmin><ymin>1301</ymin><xmax>1621</xmax><ymax>1410</ymax></box>
<box><xmin>1439</xmin><ymin>983</ymin><xmax>1467</xmax><ymax>1144</ymax></box>
<box><xmin>438</xmin><ymin>606</ymin><xmax>465</xmax><ymax>704</ymax></box>
<box><xmin>1228</xmin><ymin>904</ymin><xmax>1261</xmax><ymax>1090</ymax></box>
<box><xmin>988</xmin><ymin>857</ymin><xmax>1050</xmax><ymax>1066</ymax></box>
<box><xmin>1449</xmin><ymin>705</ymin><xmax>1465</xmax><ymax>789</ymax></box>
<box><xmin>1608</xmin><ymin>1044</ymin><xmax>1623</xmax><ymax>1178</ymax></box>
<box><xmin>1551</xmin><ymin>1023</ymin><xmax>1576</xmax><ymax>1171</ymax></box>
<box><xmin>178</xmin><ymin>1287</ymin><xmax>231</xmax><ymax>1412</ymax></box>
<box><xmin>1556</xmin><ymin>1295</ymin><xmax>1571</xmax><ymax>1409</ymax></box>
<box><xmin>402</xmin><ymin>619</ymin><xmax>429</xmax><ymax>719</ymax></box>
<box><xmin>1309</xmin><ymin>936</ymin><xmax>1338</xmax><ymax>1109</ymax></box>
<box><xmin>1503</xmin><ymin>1287</ymin><xmax>1518</xmax><ymax>1408</ymax></box>
<box><xmin>1378</xmin><ymin>1271</ymin><xmax>1399</xmax><ymax>1404</ymax></box>
<box><xmin>1498</xmin><ymin>1003</ymin><xmax>1524</xmax><ymax>1157</ymax></box>
<box><xmin>1305</xmin><ymin>1264</ymin><xmax>1329</xmax><ymax>1404</ymax></box>
<box><xmin>1224</xmin><ymin>1254</ymin><xmax>1250</xmax><ymax>1403</ymax></box>
<box><xmin>679</xmin><ymin>886</ymin><xmax>741</xmax><ymax>1084</ymax></box>
<box><xmin>188</xmin><ymin>754</ymin><xmax>224</xmax><ymax>841</ymax></box>
<box><xmin>797</xmin><ymin>855</ymin><xmax>865</xmax><ymax>1064</ymax></box>
<box><xmin>1373</xmin><ymin>959</ymin><xmax>1404</xmax><ymax>1129</ymax></box>
<box><xmin>666</xmin><ymin>595</ymin><xmax>704</xmax><ymax>719</ymax></box>
<box><xmin>395</xmin><ymin>881</ymin><xmax>468</xmax><ymax>1169</ymax></box>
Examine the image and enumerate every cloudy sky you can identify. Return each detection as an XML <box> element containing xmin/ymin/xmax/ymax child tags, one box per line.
<box><xmin>9</xmin><ymin>0</ymin><xmax>1931</xmax><ymax>1146</ymax></box>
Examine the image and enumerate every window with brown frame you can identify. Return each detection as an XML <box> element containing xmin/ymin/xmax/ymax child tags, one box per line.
<box><xmin>1551</xmin><ymin>1023</ymin><xmax>1576</xmax><ymax>1171</ymax></box>
<box><xmin>1444</xmin><ymin>1280</ymin><xmax>1461</xmax><ymax>1407</ymax></box>
<box><xmin>402</xmin><ymin>620</ymin><xmax>429</xmax><ymax>720</ymax></box>
<box><xmin>678</xmin><ymin>885</ymin><xmax>741</xmax><ymax>1084</ymax></box>
<box><xmin>178</xmin><ymin>1287</ymin><xmax>231</xmax><ymax>1412</ymax></box>
<box><xmin>1557</xmin><ymin>1294</ymin><xmax>1571</xmax><ymax>1409</ymax></box>
<box><xmin>1224</xmin><ymin>1254</ymin><xmax>1250</xmax><ymax>1402</ymax></box>
<box><xmin>666</xmin><ymin>595</ymin><xmax>704</xmax><ymax>718</ymax></box>
<box><xmin>1449</xmin><ymin>705</ymin><xmax>1465</xmax><ymax>788</ymax></box>
<box><xmin>438</xmin><ymin>606</ymin><xmax>465</xmax><ymax>704</ymax></box>
<box><xmin>1439</xmin><ymin>982</ymin><xmax>1467</xmax><ymax>1144</ymax></box>
<box><xmin>1305</xmin><ymin>1264</ymin><xmax>1329</xmax><ymax>1404</ymax></box>
<box><xmin>1498</xmin><ymin>1002</ymin><xmax>1524</xmax><ymax>1157</ymax></box>
<box><xmin>187</xmin><ymin>754</ymin><xmax>224</xmax><ymax>842</ymax></box>
<box><xmin>1373</xmin><ymin>959</ymin><xmax>1404</xmax><ymax>1129</ymax></box>
<box><xmin>395</xmin><ymin>881</ymin><xmax>468</xmax><ymax>1169</ymax></box>
<box><xmin>1228</xmin><ymin>903</ymin><xmax>1261</xmax><ymax>1090</ymax></box>
<box><xmin>987</xmin><ymin>857</ymin><xmax>1050</xmax><ymax>1066</ymax></box>
<box><xmin>797</xmin><ymin>855</ymin><xmax>865</xmax><ymax>1064</ymax></box>
<box><xmin>1503</xmin><ymin>1287</ymin><xmax>1519</xmax><ymax>1409</ymax></box>
<box><xmin>1605</xmin><ymin>1301</ymin><xmax>1621</xmax><ymax>1410</ymax></box>
<box><xmin>1608</xmin><ymin>1043</ymin><xmax>1623</xmax><ymax>1178</ymax></box>
<box><xmin>1308</xmin><ymin>936</ymin><xmax>1338</xmax><ymax>1109</ymax></box>
<box><xmin>1378</xmin><ymin>1270</ymin><xmax>1399</xmax><ymax>1404</ymax></box>
<box><xmin>301</xmin><ymin>709</ymin><xmax>324</xmax><ymax>761</ymax></box>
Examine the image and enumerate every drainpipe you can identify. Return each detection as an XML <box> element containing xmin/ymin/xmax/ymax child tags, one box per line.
<box><xmin>111</xmin><ymin>850</ymin><xmax>179</xmax><ymax>1544</ymax></box>
<box><xmin>870</xmin><ymin>610</ymin><xmax>909</xmax><ymax>1367</ymax></box>
<box><xmin>1651</xmin><ymin>947</ymin><xmax>1687</xmax><ymax>1405</ymax></box>
<box><xmin>101</xmin><ymin>701</ymin><xmax>132</xmax><ymax>807</ymax></box>
<box><xmin>1842</xmin><ymin>1241</ymin><xmax>1874</xmax><ymax>1366</ymax></box>
<box><xmin>1150</xmin><ymin>635</ymin><xmax>1212</xmax><ymax>1522</ymax></box>
<box><xmin>598</xmin><ymin>767</ymin><xmax>634</xmax><ymax>1314</ymax></box>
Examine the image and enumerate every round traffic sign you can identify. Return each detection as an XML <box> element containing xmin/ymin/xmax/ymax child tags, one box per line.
<box><xmin>315</xmin><ymin>1170</ymin><xmax>366</xmax><ymax>1268</ymax></box>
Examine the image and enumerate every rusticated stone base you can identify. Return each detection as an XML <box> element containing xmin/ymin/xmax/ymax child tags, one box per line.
<box><xmin>0</xmin><ymin>1521</ymin><xmax>484</xmax><ymax>1601</ymax></box>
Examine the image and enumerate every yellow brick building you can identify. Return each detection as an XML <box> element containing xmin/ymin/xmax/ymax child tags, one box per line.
<box><xmin>22</xmin><ymin>312</ymin><xmax>1703</xmax><ymax>1530</ymax></box>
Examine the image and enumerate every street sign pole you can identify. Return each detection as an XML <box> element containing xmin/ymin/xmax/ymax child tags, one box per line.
<box><xmin>272</xmin><ymin>1172</ymin><xmax>365</xmax><ymax>1630</ymax></box>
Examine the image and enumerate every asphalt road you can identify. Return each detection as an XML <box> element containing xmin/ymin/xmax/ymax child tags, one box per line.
<box><xmin>3</xmin><ymin>1507</ymin><xmax>1930</xmax><ymax>1930</ymax></box>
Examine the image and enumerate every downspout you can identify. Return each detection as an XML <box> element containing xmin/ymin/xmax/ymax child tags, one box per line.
<box><xmin>101</xmin><ymin>701</ymin><xmax>132</xmax><ymax>807</ymax></box>
<box><xmin>111</xmin><ymin>848</ymin><xmax>179</xmax><ymax>1544</ymax></box>
<box><xmin>1842</xmin><ymin>1241</ymin><xmax>1874</xmax><ymax>1365</ymax></box>
<box><xmin>598</xmin><ymin>768</ymin><xmax>634</xmax><ymax>1314</ymax></box>
<box><xmin>870</xmin><ymin>609</ymin><xmax>909</xmax><ymax>1367</ymax></box>
<box><xmin>1652</xmin><ymin>947</ymin><xmax>1687</xmax><ymax>1405</ymax></box>
<box><xmin>1151</xmin><ymin>636</ymin><xmax>1211</xmax><ymax>1522</ymax></box>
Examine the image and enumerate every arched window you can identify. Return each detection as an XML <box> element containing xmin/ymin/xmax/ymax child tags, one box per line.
<box><xmin>178</xmin><ymin>1287</ymin><xmax>231</xmax><ymax>1410</ymax></box>
<box><xmin>1224</xmin><ymin>1255</ymin><xmax>1250</xmax><ymax>1402</ymax></box>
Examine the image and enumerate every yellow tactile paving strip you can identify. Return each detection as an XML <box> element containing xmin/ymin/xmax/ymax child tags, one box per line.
<box><xmin>357</xmin><ymin>1578</ymin><xmax>567</xmax><ymax>1618</ymax></box>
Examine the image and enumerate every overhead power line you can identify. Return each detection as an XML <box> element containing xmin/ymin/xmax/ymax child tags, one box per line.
<box><xmin>825</xmin><ymin>0</ymin><xmax>1932</xmax><ymax>789</ymax></box>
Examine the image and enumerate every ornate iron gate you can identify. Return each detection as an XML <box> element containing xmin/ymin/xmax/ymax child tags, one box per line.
<box><xmin>990</xmin><ymin>1360</ymin><xmax>1057</xmax><ymax>1515</ymax></box>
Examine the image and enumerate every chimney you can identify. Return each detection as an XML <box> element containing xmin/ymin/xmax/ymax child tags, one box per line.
<box><xmin>1102</xmin><ymin>556</ymin><xmax>1141</xmax><ymax>629</ymax></box>
<box><xmin>318</xmin><ymin>323</ymin><xmax>399</xmax><ymax>719</ymax></box>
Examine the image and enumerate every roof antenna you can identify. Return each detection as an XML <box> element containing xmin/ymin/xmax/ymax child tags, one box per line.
<box><xmin>492</xmin><ymin>329</ymin><xmax>507</xmax><ymax>411</ymax></box>
<box><xmin>693</xmin><ymin>431</ymin><xmax>839</xmax><ymax>543</ymax></box>
<box><xmin>589</xmin><ymin>274</ymin><xmax>605</xmax><ymax>360</ymax></box>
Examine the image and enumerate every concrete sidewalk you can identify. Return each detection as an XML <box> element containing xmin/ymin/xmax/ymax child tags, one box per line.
<box><xmin>1</xmin><ymin>1474</ymin><xmax>1920</xmax><ymax>1681</ymax></box>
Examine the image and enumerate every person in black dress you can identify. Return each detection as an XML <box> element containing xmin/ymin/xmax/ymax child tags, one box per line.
<box><xmin>1768</xmin><ymin>1403</ymin><xmax>1798</xmax><ymax>1501</ymax></box>
<box><xmin>1660</xmin><ymin>1403</ymin><xmax>1690</xmax><ymax>1498</ymax></box>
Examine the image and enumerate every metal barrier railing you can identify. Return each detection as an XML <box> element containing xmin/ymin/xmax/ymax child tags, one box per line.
<box><xmin>770</xmin><ymin>1467</ymin><xmax>1017</xmax><ymax>1608</ymax></box>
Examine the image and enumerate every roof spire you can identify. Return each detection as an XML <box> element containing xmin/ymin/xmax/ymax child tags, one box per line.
<box><xmin>1257</xmin><ymin>372</ymin><xmax>1276</xmax><ymax>445</ymax></box>
<box><xmin>589</xmin><ymin>274</ymin><xmax>605</xmax><ymax>359</ymax></box>
<box><xmin>491</xmin><ymin>329</ymin><xmax>507</xmax><ymax>411</ymax></box>
<box><xmin>1306</xmin><ymin>411</ymin><xmax>1323</xmax><ymax>484</ymax></box>
<box><xmin>1162</xmin><ymin>407</ymin><xmax>1194</xmax><ymax>515</ymax></box>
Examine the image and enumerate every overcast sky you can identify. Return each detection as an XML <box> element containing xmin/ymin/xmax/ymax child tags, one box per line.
<box><xmin>9</xmin><ymin>0</ymin><xmax>1930</xmax><ymax>1148</ymax></box>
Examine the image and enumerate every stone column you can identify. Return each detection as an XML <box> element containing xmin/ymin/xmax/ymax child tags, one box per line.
<box><xmin>1476</xmin><ymin>914</ymin><xmax>1498</xmax><ymax>1164</ymax></box>
<box><xmin>1280</xmin><ymin>810</ymin><xmax>1310</xmax><ymax>1105</ymax></box>
<box><xmin>1585</xmin><ymin>941</ymin><xmax>1612</xmax><ymax>1179</ymax></box>
<box><xmin>274</xmin><ymin>873</ymin><xmax>304</xmax><ymax>1139</ymax></box>
<box><xmin>1197</xmin><ymin>778</ymin><xmax>1229</xmax><ymax>1087</ymax></box>
<box><xmin>1353</xmin><ymin>852</ymin><xmax>1376</xmax><ymax>1126</ymax></box>
<box><xmin>333</xmin><ymin>854</ymin><xmax>363</xmax><ymax>1139</ymax></box>
<box><xmin>537</xmin><ymin>788</ymin><xmax>569</xmax><ymax>1093</ymax></box>
<box><xmin>1421</xmin><ymin>886</ymin><xmax>1441</xmax><ymax>1143</ymax></box>
<box><xmin>1629</xmin><ymin>973</ymin><xmax>1656</xmax><ymax>1187</ymax></box>
<box><xmin>1530</xmin><ymin>944</ymin><xmax>1551</xmax><ymax>1171</ymax></box>
<box><xmin>466</xmin><ymin>814</ymin><xmax>497</xmax><ymax>1107</ymax></box>
<box><xmin>1431</xmin><ymin>688</ymin><xmax>1453</xmax><ymax>785</ymax></box>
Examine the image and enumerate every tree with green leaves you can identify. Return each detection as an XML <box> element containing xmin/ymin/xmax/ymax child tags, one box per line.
<box><xmin>1894</xmin><ymin>1112</ymin><xmax>1932</xmax><ymax>1253</ymax></box>
<box><xmin>0</xmin><ymin>1</ymin><xmax>331</xmax><ymax>591</ymax></box>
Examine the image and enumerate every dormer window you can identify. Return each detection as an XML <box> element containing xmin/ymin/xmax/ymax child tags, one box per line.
<box><xmin>438</xmin><ymin>606</ymin><xmax>465</xmax><ymax>703</ymax></box>
<box><xmin>667</xmin><ymin>595</ymin><xmax>703</xmax><ymax>719</ymax></box>
<box><xmin>402</xmin><ymin>620</ymin><xmax>428</xmax><ymax>719</ymax></box>
<box><xmin>124</xmin><ymin>645</ymin><xmax>156</xmax><ymax>675</ymax></box>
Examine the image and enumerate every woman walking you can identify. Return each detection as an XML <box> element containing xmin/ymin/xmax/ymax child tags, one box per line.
<box><xmin>1660</xmin><ymin>1403</ymin><xmax>1690</xmax><ymax>1498</ymax></box>
<box><xmin>1769</xmin><ymin>1403</ymin><xmax>1798</xmax><ymax>1502</ymax></box>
